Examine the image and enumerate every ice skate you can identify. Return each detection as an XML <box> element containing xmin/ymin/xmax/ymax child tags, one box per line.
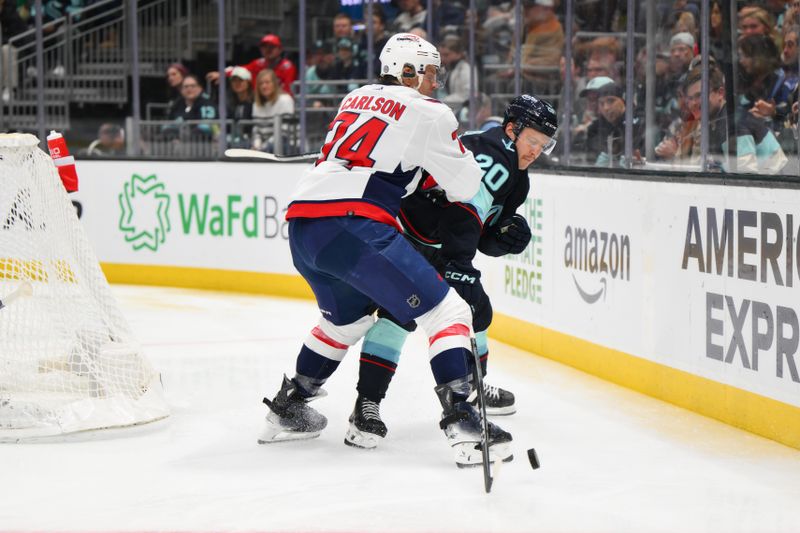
<box><xmin>259</xmin><ymin>375</ymin><xmax>327</xmax><ymax>444</ymax></box>
<box><xmin>344</xmin><ymin>394</ymin><xmax>387</xmax><ymax>449</ymax></box>
<box><xmin>436</xmin><ymin>384</ymin><xmax>513</xmax><ymax>467</ymax></box>
<box><xmin>468</xmin><ymin>381</ymin><xmax>516</xmax><ymax>416</ymax></box>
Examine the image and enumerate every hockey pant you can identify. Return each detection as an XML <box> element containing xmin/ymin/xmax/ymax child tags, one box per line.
<box><xmin>287</xmin><ymin>216</ymin><xmax>475</xmax><ymax>396</ymax></box>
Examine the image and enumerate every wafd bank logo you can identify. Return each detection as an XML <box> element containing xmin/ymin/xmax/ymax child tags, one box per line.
<box><xmin>117</xmin><ymin>173</ymin><xmax>289</xmax><ymax>252</ymax></box>
<box><xmin>564</xmin><ymin>225</ymin><xmax>631</xmax><ymax>303</ymax></box>
<box><xmin>118</xmin><ymin>174</ymin><xmax>171</xmax><ymax>251</ymax></box>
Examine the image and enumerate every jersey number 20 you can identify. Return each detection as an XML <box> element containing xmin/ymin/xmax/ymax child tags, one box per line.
<box><xmin>317</xmin><ymin>111</ymin><xmax>389</xmax><ymax>169</ymax></box>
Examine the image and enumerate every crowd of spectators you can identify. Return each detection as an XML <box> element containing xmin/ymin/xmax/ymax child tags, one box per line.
<box><xmin>86</xmin><ymin>0</ymin><xmax>799</xmax><ymax>174</ymax></box>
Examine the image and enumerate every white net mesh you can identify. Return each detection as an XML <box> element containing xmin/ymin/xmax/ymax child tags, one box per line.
<box><xmin>0</xmin><ymin>133</ymin><xmax>169</xmax><ymax>441</ymax></box>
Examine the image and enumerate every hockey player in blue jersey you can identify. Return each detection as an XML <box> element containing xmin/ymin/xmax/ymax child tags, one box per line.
<box><xmin>260</xmin><ymin>33</ymin><xmax>515</xmax><ymax>466</ymax></box>
<box><xmin>344</xmin><ymin>95</ymin><xmax>558</xmax><ymax>455</ymax></box>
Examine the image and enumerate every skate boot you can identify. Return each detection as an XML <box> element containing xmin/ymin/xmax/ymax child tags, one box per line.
<box><xmin>468</xmin><ymin>381</ymin><xmax>516</xmax><ymax>416</ymax></box>
<box><xmin>436</xmin><ymin>383</ymin><xmax>513</xmax><ymax>467</ymax></box>
<box><xmin>258</xmin><ymin>375</ymin><xmax>328</xmax><ymax>444</ymax></box>
<box><xmin>344</xmin><ymin>394</ymin><xmax>388</xmax><ymax>449</ymax></box>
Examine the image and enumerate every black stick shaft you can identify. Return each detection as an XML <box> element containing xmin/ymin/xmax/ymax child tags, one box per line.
<box><xmin>470</xmin><ymin>337</ymin><xmax>493</xmax><ymax>493</ymax></box>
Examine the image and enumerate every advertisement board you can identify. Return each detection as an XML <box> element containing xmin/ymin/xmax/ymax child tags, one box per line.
<box><xmin>72</xmin><ymin>160</ymin><xmax>798</xmax><ymax>446</ymax></box>
<box><xmin>72</xmin><ymin>161</ymin><xmax>305</xmax><ymax>275</ymax></box>
<box><xmin>480</xmin><ymin>174</ymin><xmax>800</xmax><ymax>410</ymax></box>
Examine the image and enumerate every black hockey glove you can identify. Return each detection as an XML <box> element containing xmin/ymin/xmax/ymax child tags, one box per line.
<box><xmin>442</xmin><ymin>261</ymin><xmax>486</xmax><ymax>312</ymax></box>
<box><xmin>478</xmin><ymin>214</ymin><xmax>531</xmax><ymax>257</ymax></box>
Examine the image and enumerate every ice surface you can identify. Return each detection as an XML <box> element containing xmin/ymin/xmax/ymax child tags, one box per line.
<box><xmin>1</xmin><ymin>285</ymin><xmax>798</xmax><ymax>532</ymax></box>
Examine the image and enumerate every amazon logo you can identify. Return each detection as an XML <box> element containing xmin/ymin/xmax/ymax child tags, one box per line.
<box><xmin>564</xmin><ymin>225</ymin><xmax>631</xmax><ymax>304</ymax></box>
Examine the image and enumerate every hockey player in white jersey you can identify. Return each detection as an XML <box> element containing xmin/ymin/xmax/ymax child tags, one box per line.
<box><xmin>260</xmin><ymin>33</ymin><xmax>514</xmax><ymax>466</ymax></box>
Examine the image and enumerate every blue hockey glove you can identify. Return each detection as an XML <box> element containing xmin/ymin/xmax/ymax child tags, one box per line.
<box><xmin>478</xmin><ymin>214</ymin><xmax>531</xmax><ymax>256</ymax></box>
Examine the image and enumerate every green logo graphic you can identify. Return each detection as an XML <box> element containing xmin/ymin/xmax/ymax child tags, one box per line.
<box><xmin>504</xmin><ymin>197</ymin><xmax>543</xmax><ymax>304</ymax></box>
<box><xmin>118</xmin><ymin>174</ymin><xmax>171</xmax><ymax>251</ymax></box>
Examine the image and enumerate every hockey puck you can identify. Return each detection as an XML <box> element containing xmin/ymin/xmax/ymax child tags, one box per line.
<box><xmin>527</xmin><ymin>447</ymin><xmax>540</xmax><ymax>469</ymax></box>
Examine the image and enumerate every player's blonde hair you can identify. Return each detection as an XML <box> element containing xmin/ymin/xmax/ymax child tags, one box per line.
<box><xmin>255</xmin><ymin>69</ymin><xmax>283</xmax><ymax>106</ymax></box>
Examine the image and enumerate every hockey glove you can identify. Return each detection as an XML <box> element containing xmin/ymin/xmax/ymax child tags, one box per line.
<box><xmin>442</xmin><ymin>261</ymin><xmax>486</xmax><ymax>311</ymax></box>
<box><xmin>478</xmin><ymin>214</ymin><xmax>531</xmax><ymax>257</ymax></box>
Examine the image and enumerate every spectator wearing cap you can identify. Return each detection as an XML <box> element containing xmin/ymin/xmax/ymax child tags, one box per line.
<box><xmin>392</xmin><ymin>0</ymin><xmax>427</xmax><ymax>33</ymax></box>
<box><xmin>669</xmin><ymin>32</ymin><xmax>695</xmax><ymax>78</ymax></box>
<box><xmin>206</xmin><ymin>33</ymin><xmax>298</xmax><ymax>96</ymax></box>
<box><xmin>580</xmin><ymin>78</ymin><xmax>643</xmax><ymax>167</ymax></box>
<box><xmin>330</xmin><ymin>37</ymin><xmax>365</xmax><ymax>94</ymax></box>
<box><xmin>571</xmin><ymin>75</ymin><xmax>611</xmax><ymax>156</ymax></box>
<box><xmin>571</xmin><ymin>75</ymin><xmax>614</xmax><ymax>142</ymax></box>
<box><xmin>226</xmin><ymin>67</ymin><xmax>254</xmax><ymax>146</ymax></box>
<box><xmin>662</xmin><ymin>32</ymin><xmax>696</xmax><ymax>125</ymax></box>
<box><xmin>306</xmin><ymin>39</ymin><xmax>338</xmax><ymax>106</ymax></box>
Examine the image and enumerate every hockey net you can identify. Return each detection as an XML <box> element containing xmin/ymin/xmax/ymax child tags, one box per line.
<box><xmin>0</xmin><ymin>133</ymin><xmax>169</xmax><ymax>441</ymax></box>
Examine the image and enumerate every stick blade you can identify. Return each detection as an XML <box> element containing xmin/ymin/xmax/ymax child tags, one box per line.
<box><xmin>224</xmin><ymin>148</ymin><xmax>278</xmax><ymax>161</ymax></box>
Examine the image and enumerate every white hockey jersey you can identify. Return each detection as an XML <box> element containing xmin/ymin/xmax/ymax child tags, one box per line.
<box><xmin>286</xmin><ymin>83</ymin><xmax>482</xmax><ymax>230</ymax></box>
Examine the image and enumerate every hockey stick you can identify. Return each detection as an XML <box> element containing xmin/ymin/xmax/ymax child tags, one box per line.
<box><xmin>0</xmin><ymin>281</ymin><xmax>33</xmax><ymax>311</ymax></box>
<box><xmin>470</xmin><ymin>337</ymin><xmax>493</xmax><ymax>493</ymax></box>
<box><xmin>224</xmin><ymin>148</ymin><xmax>319</xmax><ymax>162</ymax></box>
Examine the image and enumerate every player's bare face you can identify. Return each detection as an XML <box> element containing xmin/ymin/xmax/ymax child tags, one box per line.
<box><xmin>513</xmin><ymin>127</ymin><xmax>552</xmax><ymax>169</ymax></box>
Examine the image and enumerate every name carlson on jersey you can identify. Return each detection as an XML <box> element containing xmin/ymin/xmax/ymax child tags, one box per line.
<box><xmin>339</xmin><ymin>94</ymin><xmax>407</xmax><ymax>121</ymax></box>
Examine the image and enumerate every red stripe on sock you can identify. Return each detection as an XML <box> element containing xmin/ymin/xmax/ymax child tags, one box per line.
<box><xmin>359</xmin><ymin>357</ymin><xmax>397</xmax><ymax>372</ymax></box>
<box><xmin>428</xmin><ymin>323</ymin><xmax>470</xmax><ymax>345</ymax></box>
<box><xmin>311</xmin><ymin>326</ymin><xmax>349</xmax><ymax>350</ymax></box>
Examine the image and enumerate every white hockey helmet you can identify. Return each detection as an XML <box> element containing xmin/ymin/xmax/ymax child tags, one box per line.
<box><xmin>379</xmin><ymin>33</ymin><xmax>441</xmax><ymax>85</ymax></box>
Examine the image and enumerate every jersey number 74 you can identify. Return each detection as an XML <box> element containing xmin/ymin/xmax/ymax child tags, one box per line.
<box><xmin>316</xmin><ymin>111</ymin><xmax>389</xmax><ymax>169</ymax></box>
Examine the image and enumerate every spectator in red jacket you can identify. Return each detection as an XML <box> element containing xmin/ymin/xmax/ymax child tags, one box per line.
<box><xmin>206</xmin><ymin>34</ymin><xmax>298</xmax><ymax>96</ymax></box>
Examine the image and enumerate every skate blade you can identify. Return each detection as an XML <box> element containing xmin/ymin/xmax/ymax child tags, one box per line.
<box><xmin>344</xmin><ymin>425</ymin><xmax>383</xmax><ymax>450</ymax></box>
<box><xmin>258</xmin><ymin>429</ymin><xmax>321</xmax><ymax>444</ymax></box>
<box><xmin>258</xmin><ymin>417</ymin><xmax>322</xmax><ymax>444</ymax></box>
<box><xmin>486</xmin><ymin>405</ymin><xmax>516</xmax><ymax>416</ymax></box>
<box><xmin>452</xmin><ymin>441</ymin><xmax>514</xmax><ymax>467</ymax></box>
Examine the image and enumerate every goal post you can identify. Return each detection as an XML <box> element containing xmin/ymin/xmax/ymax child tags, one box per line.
<box><xmin>0</xmin><ymin>133</ymin><xmax>169</xmax><ymax>441</ymax></box>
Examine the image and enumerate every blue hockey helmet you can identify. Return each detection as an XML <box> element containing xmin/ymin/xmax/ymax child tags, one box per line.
<box><xmin>503</xmin><ymin>94</ymin><xmax>558</xmax><ymax>154</ymax></box>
